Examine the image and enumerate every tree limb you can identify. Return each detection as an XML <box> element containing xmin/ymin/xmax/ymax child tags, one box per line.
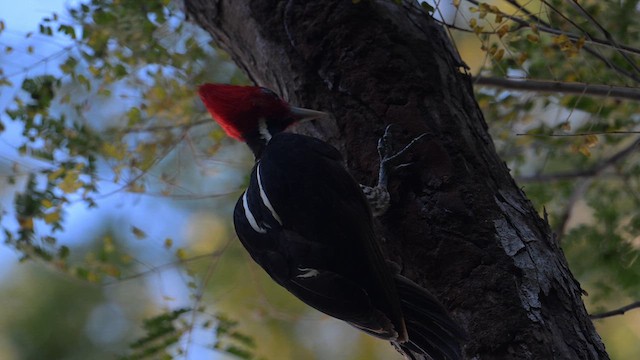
<box><xmin>517</xmin><ymin>137</ymin><xmax>640</xmax><ymax>183</ymax></box>
<box><xmin>474</xmin><ymin>76</ymin><xmax>640</xmax><ymax>101</ymax></box>
<box><xmin>590</xmin><ymin>301</ymin><xmax>640</xmax><ymax>320</ymax></box>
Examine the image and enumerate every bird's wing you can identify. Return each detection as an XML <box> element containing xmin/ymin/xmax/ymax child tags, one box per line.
<box><xmin>232</xmin><ymin>133</ymin><xmax>405</xmax><ymax>338</ymax></box>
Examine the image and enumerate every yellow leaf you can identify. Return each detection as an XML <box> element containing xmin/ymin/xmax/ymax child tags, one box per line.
<box><xmin>120</xmin><ymin>254</ymin><xmax>133</xmax><ymax>264</ymax></box>
<box><xmin>530</xmin><ymin>23</ymin><xmax>539</xmax><ymax>34</ymax></box>
<box><xmin>553</xmin><ymin>34</ymin><xmax>569</xmax><ymax>45</ymax></box>
<box><xmin>128</xmin><ymin>181</ymin><xmax>145</xmax><ymax>193</ymax></box>
<box><xmin>164</xmin><ymin>238</ymin><xmax>173</xmax><ymax>249</ymax></box>
<box><xmin>86</xmin><ymin>271</ymin><xmax>99</xmax><ymax>283</ymax></box>
<box><xmin>493</xmin><ymin>48</ymin><xmax>505</xmax><ymax>61</ymax></box>
<box><xmin>18</xmin><ymin>217</ymin><xmax>34</xmax><ymax>231</ymax></box>
<box><xmin>175</xmin><ymin>248</ymin><xmax>187</xmax><ymax>260</ymax></box>
<box><xmin>102</xmin><ymin>142</ymin><xmax>126</xmax><ymax>161</ymax></box>
<box><xmin>527</xmin><ymin>34</ymin><xmax>539</xmax><ymax>43</ymax></box>
<box><xmin>496</xmin><ymin>24</ymin><xmax>509</xmax><ymax>38</ymax></box>
<box><xmin>103</xmin><ymin>236</ymin><xmax>115</xmax><ymax>253</ymax></box>
<box><xmin>131</xmin><ymin>226</ymin><xmax>147</xmax><ymax>240</ymax></box>
<box><xmin>59</xmin><ymin>170</ymin><xmax>83</xmax><ymax>193</ymax></box>
<box><xmin>48</xmin><ymin>167</ymin><xmax>65</xmax><ymax>181</ymax></box>
<box><xmin>104</xmin><ymin>265</ymin><xmax>121</xmax><ymax>277</ymax></box>
<box><xmin>585</xmin><ymin>134</ymin><xmax>599</xmax><ymax>147</ymax></box>
<box><xmin>469</xmin><ymin>18</ymin><xmax>477</xmax><ymax>28</ymax></box>
<box><xmin>44</xmin><ymin>210</ymin><xmax>61</xmax><ymax>224</ymax></box>
<box><xmin>517</xmin><ymin>52</ymin><xmax>529</xmax><ymax>66</ymax></box>
<box><xmin>578</xmin><ymin>145</ymin><xmax>591</xmax><ymax>157</ymax></box>
<box><xmin>453</xmin><ymin>0</ymin><xmax>460</xmax><ymax>7</ymax></box>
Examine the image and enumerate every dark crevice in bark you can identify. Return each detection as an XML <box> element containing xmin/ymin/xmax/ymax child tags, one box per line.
<box><xmin>184</xmin><ymin>0</ymin><xmax>609</xmax><ymax>358</ymax></box>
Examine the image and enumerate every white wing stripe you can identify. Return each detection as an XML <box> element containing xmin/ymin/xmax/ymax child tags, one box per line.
<box><xmin>297</xmin><ymin>267</ymin><xmax>320</xmax><ymax>278</ymax></box>
<box><xmin>242</xmin><ymin>191</ymin><xmax>267</xmax><ymax>234</ymax></box>
<box><xmin>257</xmin><ymin>164</ymin><xmax>283</xmax><ymax>225</ymax></box>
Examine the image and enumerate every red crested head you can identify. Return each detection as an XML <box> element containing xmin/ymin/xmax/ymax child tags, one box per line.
<box><xmin>198</xmin><ymin>84</ymin><xmax>293</xmax><ymax>141</ymax></box>
<box><xmin>198</xmin><ymin>84</ymin><xmax>327</xmax><ymax>143</ymax></box>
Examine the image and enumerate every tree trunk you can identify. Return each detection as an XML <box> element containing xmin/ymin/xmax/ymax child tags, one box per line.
<box><xmin>183</xmin><ymin>0</ymin><xmax>608</xmax><ymax>358</ymax></box>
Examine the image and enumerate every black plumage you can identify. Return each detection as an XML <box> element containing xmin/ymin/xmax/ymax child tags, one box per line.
<box><xmin>234</xmin><ymin>133</ymin><xmax>464</xmax><ymax>359</ymax></box>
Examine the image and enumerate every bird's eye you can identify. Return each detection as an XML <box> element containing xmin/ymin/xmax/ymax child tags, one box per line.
<box><xmin>260</xmin><ymin>87</ymin><xmax>279</xmax><ymax>98</ymax></box>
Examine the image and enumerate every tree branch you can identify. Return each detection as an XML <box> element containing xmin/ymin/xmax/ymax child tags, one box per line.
<box><xmin>466</xmin><ymin>0</ymin><xmax>640</xmax><ymax>83</ymax></box>
<box><xmin>474</xmin><ymin>76</ymin><xmax>640</xmax><ymax>101</ymax></box>
<box><xmin>590</xmin><ymin>301</ymin><xmax>640</xmax><ymax>320</ymax></box>
<box><xmin>517</xmin><ymin>137</ymin><xmax>640</xmax><ymax>183</ymax></box>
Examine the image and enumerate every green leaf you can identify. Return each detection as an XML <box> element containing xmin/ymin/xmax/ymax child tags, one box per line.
<box><xmin>57</xmin><ymin>24</ymin><xmax>76</xmax><ymax>39</ymax></box>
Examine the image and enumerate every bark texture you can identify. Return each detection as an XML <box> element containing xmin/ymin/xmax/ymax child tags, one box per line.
<box><xmin>183</xmin><ymin>0</ymin><xmax>608</xmax><ymax>358</ymax></box>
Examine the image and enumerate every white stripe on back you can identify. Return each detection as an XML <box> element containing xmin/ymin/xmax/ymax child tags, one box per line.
<box><xmin>242</xmin><ymin>191</ymin><xmax>267</xmax><ymax>234</ymax></box>
<box><xmin>297</xmin><ymin>267</ymin><xmax>320</xmax><ymax>278</ymax></box>
<box><xmin>257</xmin><ymin>164</ymin><xmax>283</xmax><ymax>225</ymax></box>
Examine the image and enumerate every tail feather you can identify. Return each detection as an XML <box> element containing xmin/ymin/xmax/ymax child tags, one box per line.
<box><xmin>393</xmin><ymin>274</ymin><xmax>466</xmax><ymax>360</ymax></box>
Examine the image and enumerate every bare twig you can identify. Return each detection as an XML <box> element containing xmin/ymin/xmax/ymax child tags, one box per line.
<box><xmin>518</xmin><ymin>137</ymin><xmax>640</xmax><ymax>238</ymax></box>
<box><xmin>517</xmin><ymin>132</ymin><xmax>640</xmax><ymax>137</ymax></box>
<box><xmin>465</xmin><ymin>0</ymin><xmax>640</xmax><ymax>83</ymax></box>
<box><xmin>518</xmin><ymin>137</ymin><xmax>640</xmax><ymax>183</ymax></box>
<box><xmin>566</xmin><ymin>0</ymin><xmax>640</xmax><ymax>75</ymax></box>
<box><xmin>590</xmin><ymin>301</ymin><xmax>640</xmax><ymax>319</ymax></box>
<box><xmin>102</xmin><ymin>251</ymin><xmax>223</xmax><ymax>285</ymax></box>
<box><xmin>474</xmin><ymin>76</ymin><xmax>640</xmax><ymax>101</ymax></box>
<box><xmin>115</xmin><ymin>118</ymin><xmax>211</xmax><ymax>134</ymax></box>
<box><xmin>556</xmin><ymin>178</ymin><xmax>590</xmax><ymax>239</ymax></box>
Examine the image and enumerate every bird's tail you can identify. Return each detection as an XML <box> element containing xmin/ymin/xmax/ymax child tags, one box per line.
<box><xmin>392</xmin><ymin>274</ymin><xmax>466</xmax><ymax>360</ymax></box>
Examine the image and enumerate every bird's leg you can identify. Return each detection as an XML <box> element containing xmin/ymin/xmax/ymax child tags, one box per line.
<box><xmin>361</xmin><ymin>125</ymin><xmax>428</xmax><ymax>217</ymax></box>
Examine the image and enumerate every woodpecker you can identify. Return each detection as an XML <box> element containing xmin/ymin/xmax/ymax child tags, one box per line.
<box><xmin>198</xmin><ymin>84</ymin><xmax>465</xmax><ymax>360</ymax></box>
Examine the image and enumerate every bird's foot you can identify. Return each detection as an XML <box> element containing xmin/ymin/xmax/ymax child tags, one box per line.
<box><xmin>363</xmin><ymin>125</ymin><xmax>427</xmax><ymax>217</ymax></box>
<box><xmin>377</xmin><ymin>125</ymin><xmax>428</xmax><ymax>188</ymax></box>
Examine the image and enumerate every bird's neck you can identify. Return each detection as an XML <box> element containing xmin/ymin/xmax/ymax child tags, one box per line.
<box><xmin>245</xmin><ymin>134</ymin><xmax>268</xmax><ymax>159</ymax></box>
<box><xmin>244</xmin><ymin>118</ymin><xmax>289</xmax><ymax>159</ymax></box>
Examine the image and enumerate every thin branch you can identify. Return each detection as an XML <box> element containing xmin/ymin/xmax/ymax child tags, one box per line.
<box><xmin>517</xmin><ymin>132</ymin><xmax>640</xmax><ymax>137</ymax></box>
<box><xmin>554</xmin><ymin>178</ymin><xmax>590</xmax><ymax>240</ymax></box>
<box><xmin>470</xmin><ymin>0</ymin><xmax>640</xmax><ymax>56</ymax></box>
<box><xmin>590</xmin><ymin>301</ymin><xmax>640</xmax><ymax>320</ymax></box>
<box><xmin>115</xmin><ymin>118</ymin><xmax>211</xmax><ymax>134</ymax></box>
<box><xmin>518</xmin><ymin>137</ymin><xmax>640</xmax><ymax>183</ymax></box>
<box><xmin>474</xmin><ymin>76</ymin><xmax>640</xmax><ymax>101</ymax></box>
<box><xmin>566</xmin><ymin>0</ymin><xmax>640</xmax><ymax>75</ymax></box>
<box><xmin>102</xmin><ymin>251</ymin><xmax>223</xmax><ymax>286</ymax></box>
<box><xmin>465</xmin><ymin>0</ymin><xmax>640</xmax><ymax>83</ymax></box>
<box><xmin>524</xmin><ymin>138</ymin><xmax>639</xmax><ymax>238</ymax></box>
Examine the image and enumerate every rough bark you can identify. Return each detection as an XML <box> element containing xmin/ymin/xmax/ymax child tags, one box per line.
<box><xmin>183</xmin><ymin>0</ymin><xmax>608</xmax><ymax>358</ymax></box>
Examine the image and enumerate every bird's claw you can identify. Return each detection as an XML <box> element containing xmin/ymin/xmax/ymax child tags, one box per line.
<box><xmin>376</xmin><ymin>126</ymin><xmax>427</xmax><ymax>188</ymax></box>
<box><xmin>363</xmin><ymin>125</ymin><xmax>427</xmax><ymax>217</ymax></box>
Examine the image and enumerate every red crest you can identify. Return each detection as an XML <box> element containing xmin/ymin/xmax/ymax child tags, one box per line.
<box><xmin>198</xmin><ymin>84</ymin><xmax>290</xmax><ymax>141</ymax></box>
